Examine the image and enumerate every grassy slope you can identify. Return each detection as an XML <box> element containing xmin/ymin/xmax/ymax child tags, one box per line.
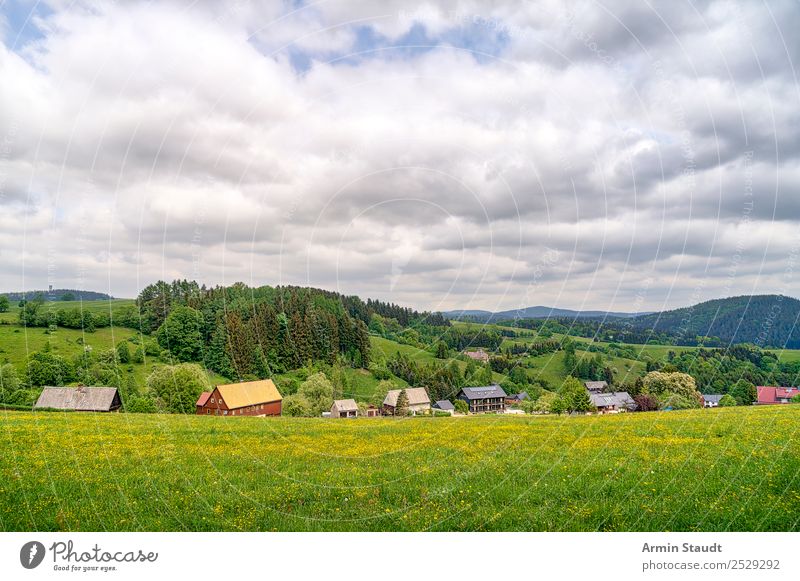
<box><xmin>0</xmin><ymin>299</ymin><xmax>225</xmax><ymax>388</ymax></box>
<box><xmin>370</xmin><ymin>336</ymin><xmax>506</xmax><ymax>383</ymax></box>
<box><xmin>1</xmin><ymin>405</ymin><xmax>798</xmax><ymax>531</ymax></box>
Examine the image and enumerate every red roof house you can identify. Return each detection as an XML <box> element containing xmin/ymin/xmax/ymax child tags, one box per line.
<box><xmin>757</xmin><ymin>386</ymin><xmax>800</xmax><ymax>405</ymax></box>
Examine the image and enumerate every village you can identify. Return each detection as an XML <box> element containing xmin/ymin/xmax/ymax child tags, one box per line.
<box><xmin>33</xmin><ymin>367</ymin><xmax>800</xmax><ymax>418</ymax></box>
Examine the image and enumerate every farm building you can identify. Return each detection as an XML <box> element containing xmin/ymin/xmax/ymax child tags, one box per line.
<box><xmin>756</xmin><ymin>386</ymin><xmax>800</xmax><ymax>404</ymax></box>
<box><xmin>331</xmin><ymin>399</ymin><xmax>359</xmax><ymax>418</ymax></box>
<box><xmin>35</xmin><ymin>386</ymin><xmax>121</xmax><ymax>412</ymax></box>
<box><xmin>362</xmin><ymin>405</ymin><xmax>380</xmax><ymax>418</ymax></box>
<box><xmin>589</xmin><ymin>391</ymin><xmax>636</xmax><ymax>414</ymax></box>
<box><xmin>196</xmin><ymin>379</ymin><xmax>282</xmax><ymax>417</ymax></box>
<box><xmin>703</xmin><ymin>394</ymin><xmax>724</xmax><ymax>408</ymax></box>
<box><xmin>432</xmin><ymin>400</ymin><xmax>455</xmax><ymax>414</ymax></box>
<box><xmin>463</xmin><ymin>349</ymin><xmax>490</xmax><ymax>363</ymax></box>
<box><xmin>457</xmin><ymin>385</ymin><xmax>507</xmax><ymax>414</ymax></box>
<box><xmin>383</xmin><ymin>388</ymin><xmax>431</xmax><ymax>415</ymax></box>
<box><xmin>584</xmin><ymin>381</ymin><xmax>608</xmax><ymax>393</ymax></box>
<box><xmin>506</xmin><ymin>391</ymin><xmax>529</xmax><ymax>405</ymax></box>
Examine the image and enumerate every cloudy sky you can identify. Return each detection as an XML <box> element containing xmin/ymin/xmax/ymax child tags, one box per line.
<box><xmin>0</xmin><ymin>0</ymin><xmax>798</xmax><ymax>313</ymax></box>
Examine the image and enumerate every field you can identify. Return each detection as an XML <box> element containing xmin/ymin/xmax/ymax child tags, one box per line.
<box><xmin>2</xmin><ymin>405</ymin><xmax>799</xmax><ymax>531</ymax></box>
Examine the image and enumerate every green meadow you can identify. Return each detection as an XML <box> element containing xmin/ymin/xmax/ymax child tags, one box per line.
<box><xmin>1</xmin><ymin>405</ymin><xmax>798</xmax><ymax>532</ymax></box>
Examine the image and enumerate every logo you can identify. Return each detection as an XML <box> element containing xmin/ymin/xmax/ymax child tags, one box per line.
<box><xmin>20</xmin><ymin>541</ymin><xmax>46</xmax><ymax>569</ymax></box>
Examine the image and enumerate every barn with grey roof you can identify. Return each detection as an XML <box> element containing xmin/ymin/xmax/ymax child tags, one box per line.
<box><xmin>34</xmin><ymin>386</ymin><xmax>121</xmax><ymax>412</ymax></box>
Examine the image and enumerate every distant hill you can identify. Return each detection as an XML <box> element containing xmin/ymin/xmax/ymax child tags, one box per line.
<box><xmin>629</xmin><ymin>294</ymin><xmax>800</xmax><ymax>348</ymax></box>
<box><xmin>444</xmin><ymin>305</ymin><xmax>649</xmax><ymax>322</ymax></box>
<box><xmin>1</xmin><ymin>289</ymin><xmax>114</xmax><ymax>302</ymax></box>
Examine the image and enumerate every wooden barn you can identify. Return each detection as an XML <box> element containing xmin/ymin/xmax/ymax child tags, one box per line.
<box><xmin>34</xmin><ymin>386</ymin><xmax>121</xmax><ymax>412</ymax></box>
<box><xmin>196</xmin><ymin>379</ymin><xmax>283</xmax><ymax>417</ymax></box>
<box><xmin>383</xmin><ymin>387</ymin><xmax>431</xmax><ymax>415</ymax></box>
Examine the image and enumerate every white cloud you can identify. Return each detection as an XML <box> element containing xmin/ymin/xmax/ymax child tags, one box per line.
<box><xmin>0</xmin><ymin>0</ymin><xmax>798</xmax><ymax>311</ymax></box>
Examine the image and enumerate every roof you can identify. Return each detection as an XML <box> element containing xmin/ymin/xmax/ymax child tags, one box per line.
<box><xmin>35</xmin><ymin>386</ymin><xmax>119</xmax><ymax>411</ymax></box>
<box><xmin>332</xmin><ymin>399</ymin><xmax>359</xmax><ymax>412</ymax></box>
<box><xmin>509</xmin><ymin>391</ymin><xmax>529</xmax><ymax>401</ymax></box>
<box><xmin>384</xmin><ymin>387</ymin><xmax>431</xmax><ymax>407</ymax></box>
<box><xmin>757</xmin><ymin>386</ymin><xmax>800</xmax><ymax>403</ymax></box>
<box><xmin>703</xmin><ymin>394</ymin><xmax>724</xmax><ymax>404</ymax></box>
<box><xmin>196</xmin><ymin>392</ymin><xmax>211</xmax><ymax>407</ymax></box>
<box><xmin>433</xmin><ymin>400</ymin><xmax>455</xmax><ymax>410</ymax></box>
<box><xmin>590</xmin><ymin>391</ymin><xmax>635</xmax><ymax>409</ymax></box>
<box><xmin>216</xmin><ymin>379</ymin><xmax>282</xmax><ymax>409</ymax></box>
<box><xmin>584</xmin><ymin>381</ymin><xmax>608</xmax><ymax>392</ymax></box>
<box><xmin>460</xmin><ymin>385</ymin><xmax>507</xmax><ymax>400</ymax></box>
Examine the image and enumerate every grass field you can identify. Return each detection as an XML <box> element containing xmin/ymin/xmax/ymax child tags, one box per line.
<box><xmin>2</xmin><ymin>405</ymin><xmax>798</xmax><ymax>531</ymax></box>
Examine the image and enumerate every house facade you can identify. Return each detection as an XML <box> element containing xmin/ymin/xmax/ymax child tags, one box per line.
<box><xmin>331</xmin><ymin>399</ymin><xmax>359</xmax><ymax>418</ymax></box>
<box><xmin>584</xmin><ymin>381</ymin><xmax>608</xmax><ymax>393</ymax></box>
<box><xmin>505</xmin><ymin>392</ymin><xmax>529</xmax><ymax>405</ymax></box>
<box><xmin>35</xmin><ymin>386</ymin><xmax>121</xmax><ymax>412</ymax></box>
<box><xmin>589</xmin><ymin>391</ymin><xmax>635</xmax><ymax>414</ymax></box>
<box><xmin>457</xmin><ymin>385</ymin><xmax>507</xmax><ymax>413</ymax></box>
<box><xmin>383</xmin><ymin>387</ymin><xmax>431</xmax><ymax>415</ymax></box>
<box><xmin>703</xmin><ymin>394</ymin><xmax>723</xmax><ymax>408</ymax></box>
<box><xmin>196</xmin><ymin>379</ymin><xmax>283</xmax><ymax>417</ymax></box>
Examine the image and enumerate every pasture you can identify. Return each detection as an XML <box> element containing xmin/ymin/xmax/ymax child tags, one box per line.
<box><xmin>1</xmin><ymin>405</ymin><xmax>798</xmax><ymax>532</ymax></box>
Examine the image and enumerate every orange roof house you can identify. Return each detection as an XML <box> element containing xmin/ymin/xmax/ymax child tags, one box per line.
<box><xmin>196</xmin><ymin>379</ymin><xmax>283</xmax><ymax>417</ymax></box>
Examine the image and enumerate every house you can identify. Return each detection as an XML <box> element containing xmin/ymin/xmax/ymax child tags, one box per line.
<box><xmin>703</xmin><ymin>394</ymin><xmax>724</xmax><ymax>408</ymax></box>
<box><xmin>362</xmin><ymin>405</ymin><xmax>380</xmax><ymax>418</ymax></box>
<box><xmin>589</xmin><ymin>391</ymin><xmax>636</xmax><ymax>414</ymax></box>
<box><xmin>432</xmin><ymin>400</ymin><xmax>455</xmax><ymax>415</ymax></box>
<box><xmin>584</xmin><ymin>381</ymin><xmax>608</xmax><ymax>393</ymax></box>
<box><xmin>463</xmin><ymin>349</ymin><xmax>490</xmax><ymax>363</ymax></box>
<box><xmin>196</xmin><ymin>378</ymin><xmax>283</xmax><ymax>417</ymax></box>
<box><xmin>756</xmin><ymin>386</ymin><xmax>800</xmax><ymax>405</ymax></box>
<box><xmin>35</xmin><ymin>386</ymin><xmax>121</xmax><ymax>412</ymax></box>
<box><xmin>457</xmin><ymin>385</ymin><xmax>507</xmax><ymax>413</ymax></box>
<box><xmin>383</xmin><ymin>387</ymin><xmax>431</xmax><ymax>415</ymax></box>
<box><xmin>505</xmin><ymin>391</ymin><xmax>529</xmax><ymax>405</ymax></box>
<box><xmin>331</xmin><ymin>399</ymin><xmax>359</xmax><ymax>418</ymax></box>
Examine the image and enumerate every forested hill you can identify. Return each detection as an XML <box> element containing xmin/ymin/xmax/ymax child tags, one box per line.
<box><xmin>133</xmin><ymin>280</ymin><xmax>449</xmax><ymax>378</ymax></box>
<box><xmin>630</xmin><ymin>295</ymin><xmax>800</xmax><ymax>348</ymax></box>
<box><xmin>1</xmin><ymin>289</ymin><xmax>113</xmax><ymax>302</ymax></box>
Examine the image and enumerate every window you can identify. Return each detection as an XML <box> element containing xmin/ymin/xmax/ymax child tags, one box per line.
<box><xmin>223</xmin><ymin>410</ymin><xmax>228</xmax><ymax>415</ymax></box>
<box><xmin>206</xmin><ymin>409</ymin><xmax>210</xmax><ymax>415</ymax></box>
<box><xmin>210</xmin><ymin>398</ymin><xmax>215</xmax><ymax>403</ymax></box>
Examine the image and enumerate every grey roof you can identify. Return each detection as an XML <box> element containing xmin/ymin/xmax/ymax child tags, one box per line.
<box><xmin>703</xmin><ymin>394</ymin><xmax>724</xmax><ymax>403</ymax></box>
<box><xmin>331</xmin><ymin>399</ymin><xmax>359</xmax><ymax>412</ymax></box>
<box><xmin>35</xmin><ymin>386</ymin><xmax>120</xmax><ymax>411</ymax></box>
<box><xmin>584</xmin><ymin>381</ymin><xmax>608</xmax><ymax>392</ymax></box>
<box><xmin>433</xmin><ymin>400</ymin><xmax>455</xmax><ymax>410</ymax></box>
<box><xmin>460</xmin><ymin>385</ymin><xmax>507</xmax><ymax>400</ymax></box>
<box><xmin>589</xmin><ymin>391</ymin><xmax>635</xmax><ymax>409</ymax></box>
<box><xmin>384</xmin><ymin>388</ymin><xmax>431</xmax><ymax>407</ymax></box>
<box><xmin>509</xmin><ymin>391</ymin><xmax>529</xmax><ymax>401</ymax></box>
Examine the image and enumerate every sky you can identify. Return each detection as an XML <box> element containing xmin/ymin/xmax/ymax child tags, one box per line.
<box><xmin>0</xmin><ymin>0</ymin><xmax>798</xmax><ymax>313</ymax></box>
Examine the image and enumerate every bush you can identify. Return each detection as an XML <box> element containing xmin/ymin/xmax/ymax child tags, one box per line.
<box><xmin>297</xmin><ymin>373</ymin><xmax>334</xmax><ymax>417</ymax></box>
<box><xmin>124</xmin><ymin>395</ymin><xmax>158</xmax><ymax>414</ymax></box>
<box><xmin>146</xmin><ymin>363</ymin><xmax>210</xmax><ymax>414</ymax></box>
<box><xmin>282</xmin><ymin>393</ymin><xmax>313</xmax><ymax>417</ymax></box>
<box><xmin>454</xmin><ymin>399</ymin><xmax>469</xmax><ymax>414</ymax></box>
<box><xmin>633</xmin><ymin>394</ymin><xmax>659</xmax><ymax>412</ymax></box>
<box><xmin>0</xmin><ymin>363</ymin><xmax>22</xmax><ymax>403</ymax></box>
<box><xmin>718</xmin><ymin>394</ymin><xmax>737</xmax><ymax>407</ymax></box>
